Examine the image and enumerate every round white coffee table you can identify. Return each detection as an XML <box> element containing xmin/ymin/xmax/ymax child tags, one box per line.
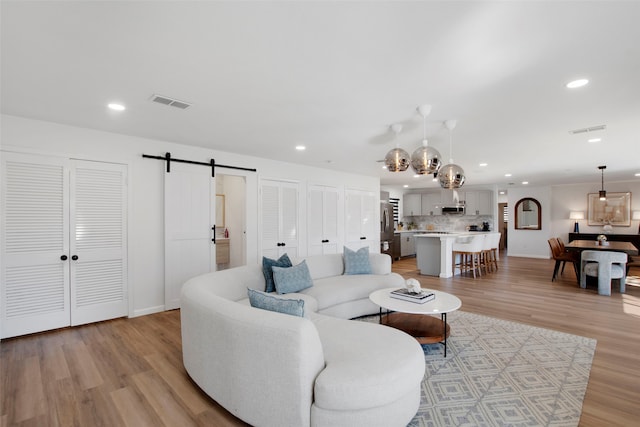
<box><xmin>369</xmin><ymin>288</ymin><xmax>462</xmax><ymax>357</ymax></box>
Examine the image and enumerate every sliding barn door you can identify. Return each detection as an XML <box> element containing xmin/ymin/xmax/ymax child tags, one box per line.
<box><xmin>164</xmin><ymin>162</ymin><xmax>215</xmax><ymax>310</ymax></box>
<box><xmin>69</xmin><ymin>160</ymin><xmax>128</xmax><ymax>326</ymax></box>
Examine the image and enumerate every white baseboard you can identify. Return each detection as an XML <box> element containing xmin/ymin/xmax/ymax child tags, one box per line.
<box><xmin>507</xmin><ymin>253</ymin><xmax>550</xmax><ymax>259</ymax></box>
<box><xmin>132</xmin><ymin>305</ymin><xmax>165</xmax><ymax>318</ymax></box>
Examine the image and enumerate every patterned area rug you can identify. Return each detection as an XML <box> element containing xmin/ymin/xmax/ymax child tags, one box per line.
<box><xmin>358</xmin><ymin>311</ymin><xmax>596</xmax><ymax>427</ymax></box>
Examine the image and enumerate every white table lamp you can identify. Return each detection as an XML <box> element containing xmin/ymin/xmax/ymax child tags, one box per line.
<box><xmin>569</xmin><ymin>211</ymin><xmax>585</xmax><ymax>233</ymax></box>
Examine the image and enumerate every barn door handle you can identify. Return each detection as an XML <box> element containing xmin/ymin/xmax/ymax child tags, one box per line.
<box><xmin>212</xmin><ymin>225</ymin><xmax>216</xmax><ymax>243</ymax></box>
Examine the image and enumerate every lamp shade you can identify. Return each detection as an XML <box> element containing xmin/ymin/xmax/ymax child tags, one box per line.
<box><xmin>633</xmin><ymin>211</ymin><xmax>640</xmax><ymax>220</ymax></box>
<box><xmin>569</xmin><ymin>211</ymin><xmax>585</xmax><ymax>220</ymax></box>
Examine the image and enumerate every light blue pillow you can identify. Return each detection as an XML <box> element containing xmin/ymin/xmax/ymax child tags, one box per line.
<box><xmin>262</xmin><ymin>253</ymin><xmax>292</xmax><ymax>293</ymax></box>
<box><xmin>344</xmin><ymin>246</ymin><xmax>372</xmax><ymax>275</ymax></box>
<box><xmin>272</xmin><ymin>260</ymin><xmax>314</xmax><ymax>294</ymax></box>
<box><xmin>247</xmin><ymin>288</ymin><xmax>305</xmax><ymax>317</ymax></box>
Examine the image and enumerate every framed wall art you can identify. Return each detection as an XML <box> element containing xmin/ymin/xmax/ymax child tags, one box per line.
<box><xmin>587</xmin><ymin>192</ymin><xmax>631</xmax><ymax>226</ymax></box>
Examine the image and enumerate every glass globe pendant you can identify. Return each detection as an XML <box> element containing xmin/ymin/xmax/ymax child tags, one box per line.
<box><xmin>411</xmin><ymin>140</ymin><xmax>441</xmax><ymax>175</ymax></box>
<box><xmin>438</xmin><ymin>163</ymin><xmax>466</xmax><ymax>189</ymax></box>
<box><xmin>384</xmin><ymin>123</ymin><xmax>410</xmax><ymax>172</ymax></box>
<box><xmin>384</xmin><ymin>147</ymin><xmax>410</xmax><ymax>172</ymax></box>
<box><xmin>411</xmin><ymin>104</ymin><xmax>441</xmax><ymax>175</ymax></box>
<box><xmin>439</xmin><ymin>119</ymin><xmax>465</xmax><ymax>189</ymax></box>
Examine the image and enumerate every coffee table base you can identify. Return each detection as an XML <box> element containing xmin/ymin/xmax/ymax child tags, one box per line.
<box><xmin>381</xmin><ymin>311</ymin><xmax>451</xmax><ymax>356</ymax></box>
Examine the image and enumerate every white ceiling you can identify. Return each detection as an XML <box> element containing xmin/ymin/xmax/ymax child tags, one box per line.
<box><xmin>2</xmin><ymin>1</ymin><xmax>640</xmax><ymax>192</ymax></box>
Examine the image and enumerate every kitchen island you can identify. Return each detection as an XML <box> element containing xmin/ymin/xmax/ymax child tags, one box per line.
<box><xmin>415</xmin><ymin>232</ymin><xmax>498</xmax><ymax>278</ymax></box>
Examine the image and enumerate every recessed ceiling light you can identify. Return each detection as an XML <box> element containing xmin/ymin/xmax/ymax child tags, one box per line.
<box><xmin>499</xmin><ymin>191</ymin><xmax>505</xmax><ymax>195</ymax></box>
<box><xmin>636</xmin><ymin>173</ymin><xmax>640</xmax><ymax>177</ymax></box>
<box><xmin>413</xmin><ymin>175</ymin><xmax>420</xmax><ymax>178</ymax></box>
<box><xmin>588</xmin><ymin>138</ymin><xmax>601</xmax><ymax>143</ymax></box>
<box><xmin>382</xmin><ymin>165</ymin><xmax>387</xmax><ymax>169</ymax></box>
<box><xmin>479</xmin><ymin>163</ymin><xmax>488</xmax><ymax>167</ymax></box>
<box><xmin>505</xmin><ymin>173</ymin><xmax>512</xmax><ymax>177</ymax></box>
<box><xmin>403</xmin><ymin>185</ymin><xmax>409</xmax><ymax>188</ymax></box>
<box><xmin>108</xmin><ymin>103</ymin><xmax>125</xmax><ymax>111</ymax></box>
<box><xmin>566</xmin><ymin>79</ymin><xmax>589</xmax><ymax>89</ymax></box>
<box><xmin>522</xmin><ymin>181</ymin><xmax>529</xmax><ymax>185</ymax></box>
<box><xmin>295</xmin><ymin>145</ymin><xmax>306</xmax><ymax>151</ymax></box>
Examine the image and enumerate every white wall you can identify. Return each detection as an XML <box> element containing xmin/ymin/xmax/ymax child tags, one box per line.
<box><xmin>1</xmin><ymin>114</ymin><xmax>379</xmax><ymax>317</ymax></box>
<box><xmin>550</xmin><ymin>181</ymin><xmax>640</xmax><ymax>242</ymax></box>
<box><xmin>506</xmin><ymin>186</ymin><xmax>552</xmax><ymax>258</ymax></box>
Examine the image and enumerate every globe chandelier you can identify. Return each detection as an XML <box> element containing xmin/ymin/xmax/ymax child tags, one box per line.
<box><xmin>383</xmin><ymin>123</ymin><xmax>410</xmax><ymax>172</ymax></box>
<box><xmin>410</xmin><ymin>104</ymin><xmax>441</xmax><ymax>175</ymax></box>
<box><xmin>438</xmin><ymin>119</ymin><xmax>466</xmax><ymax>189</ymax></box>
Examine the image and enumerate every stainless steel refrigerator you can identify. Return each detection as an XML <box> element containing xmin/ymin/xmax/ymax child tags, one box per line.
<box><xmin>380</xmin><ymin>201</ymin><xmax>394</xmax><ymax>257</ymax></box>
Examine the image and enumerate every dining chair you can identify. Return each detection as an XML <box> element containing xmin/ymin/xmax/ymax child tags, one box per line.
<box><xmin>580</xmin><ymin>250</ymin><xmax>627</xmax><ymax>296</ymax></box>
<box><xmin>547</xmin><ymin>237</ymin><xmax>579</xmax><ymax>281</ymax></box>
<box><xmin>453</xmin><ymin>234</ymin><xmax>485</xmax><ymax>278</ymax></box>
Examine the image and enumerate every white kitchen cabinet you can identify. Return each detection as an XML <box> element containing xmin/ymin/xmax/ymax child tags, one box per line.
<box><xmin>463</xmin><ymin>191</ymin><xmax>493</xmax><ymax>215</ymax></box>
<box><xmin>345</xmin><ymin>189</ymin><xmax>377</xmax><ymax>252</ymax></box>
<box><xmin>308</xmin><ymin>185</ymin><xmax>341</xmax><ymax>256</ymax></box>
<box><xmin>403</xmin><ymin>193</ymin><xmax>422</xmax><ymax>216</ymax></box>
<box><xmin>260</xmin><ymin>179</ymin><xmax>300</xmax><ymax>259</ymax></box>
<box><xmin>400</xmin><ymin>232</ymin><xmax>417</xmax><ymax>257</ymax></box>
<box><xmin>421</xmin><ymin>192</ymin><xmax>442</xmax><ymax>215</ymax></box>
<box><xmin>1</xmin><ymin>152</ymin><xmax>128</xmax><ymax>339</ymax></box>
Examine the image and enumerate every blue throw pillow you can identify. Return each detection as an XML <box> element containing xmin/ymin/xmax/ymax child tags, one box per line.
<box><xmin>343</xmin><ymin>246</ymin><xmax>372</xmax><ymax>275</ymax></box>
<box><xmin>247</xmin><ymin>288</ymin><xmax>304</xmax><ymax>317</ymax></box>
<box><xmin>262</xmin><ymin>253</ymin><xmax>292</xmax><ymax>293</ymax></box>
<box><xmin>272</xmin><ymin>260</ymin><xmax>314</xmax><ymax>294</ymax></box>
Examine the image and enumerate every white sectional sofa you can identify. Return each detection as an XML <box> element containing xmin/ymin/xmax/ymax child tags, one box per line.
<box><xmin>181</xmin><ymin>252</ymin><xmax>426</xmax><ymax>427</ymax></box>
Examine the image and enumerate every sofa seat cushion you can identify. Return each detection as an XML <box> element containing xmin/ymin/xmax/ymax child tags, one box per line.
<box><xmin>238</xmin><ymin>292</ymin><xmax>319</xmax><ymax>318</ymax></box>
<box><xmin>301</xmin><ymin>274</ymin><xmax>402</xmax><ymax>311</ymax></box>
<box><xmin>311</xmin><ymin>314</ymin><xmax>425</xmax><ymax>411</ymax></box>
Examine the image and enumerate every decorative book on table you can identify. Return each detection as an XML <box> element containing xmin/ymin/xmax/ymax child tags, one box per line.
<box><xmin>390</xmin><ymin>288</ymin><xmax>435</xmax><ymax>304</ymax></box>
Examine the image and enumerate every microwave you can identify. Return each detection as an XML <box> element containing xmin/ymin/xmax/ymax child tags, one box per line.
<box><xmin>442</xmin><ymin>206</ymin><xmax>465</xmax><ymax>215</ymax></box>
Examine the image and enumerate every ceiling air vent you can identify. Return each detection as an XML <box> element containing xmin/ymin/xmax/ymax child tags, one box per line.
<box><xmin>569</xmin><ymin>124</ymin><xmax>606</xmax><ymax>135</ymax></box>
<box><xmin>150</xmin><ymin>94</ymin><xmax>191</xmax><ymax>110</ymax></box>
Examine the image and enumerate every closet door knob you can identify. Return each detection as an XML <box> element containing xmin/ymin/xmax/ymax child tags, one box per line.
<box><xmin>60</xmin><ymin>255</ymin><xmax>68</xmax><ymax>261</ymax></box>
<box><xmin>71</xmin><ymin>255</ymin><xmax>79</xmax><ymax>261</ymax></box>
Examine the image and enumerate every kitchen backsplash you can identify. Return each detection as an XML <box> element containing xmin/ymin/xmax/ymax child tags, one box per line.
<box><xmin>399</xmin><ymin>214</ymin><xmax>494</xmax><ymax>232</ymax></box>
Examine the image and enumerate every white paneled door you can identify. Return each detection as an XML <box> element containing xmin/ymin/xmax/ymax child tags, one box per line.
<box><xmin>308</xmin><ymin>185</ymin><xmax>341</xmax><ymax>255</ymax></box>
<box><xmin>1</xmin><ymin>152</ymin><xmax>128</xmax><ymax>338</ymax></box>
<box><xmin>164</xmin><ymin>162</ymin><xmax>215</xmax><ymax>310</ymax></box>
<box><xmin>260</xmin><ymin>179</ymin><xmax>299</xmax><ymax>259</ymax></box>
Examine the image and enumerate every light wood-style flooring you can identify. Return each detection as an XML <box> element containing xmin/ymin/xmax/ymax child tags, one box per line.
<box><xmin>2</xmin><ymin>254</ymin><xmax>639</xmax><ymax>426</ymax></box>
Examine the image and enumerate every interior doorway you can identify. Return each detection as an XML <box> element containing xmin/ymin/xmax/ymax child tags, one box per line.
<box><xmin>216</xmin><ymin>174</ymin><xmax>247</xmax><ymax>269</ymax></box>
<box><xmin>499</xmin><ymin>203</ymin><xmax>508</xmax><ymax>250</ymax></box>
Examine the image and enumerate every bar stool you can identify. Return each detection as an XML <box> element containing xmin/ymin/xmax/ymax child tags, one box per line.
<box><xmin>453</xmin><ymin>234</ymin><xmax>485</xmax><ymax>278</ymax></box>
<box><xmin>481</xmin><ymin>232</ymin><xmax>501</xmax><ymax>273</ymax></box>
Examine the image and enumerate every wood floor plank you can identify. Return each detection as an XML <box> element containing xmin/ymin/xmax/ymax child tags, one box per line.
<box><xmin>132</xmin><ymin>370</ymin><xmax>198</xmax><ymax>427</ymax></box>
<box><xmin>144</xmin><ymin>353</ymin><xmax>211</xmax><ymax>415</ymax></box>
<box><xmin>62</xmin><ymin>341</ymin><xmax>103</xmax><ymax>391</ymax></box>
<box><xmin>111</xmin><ymin>386</ymin><xmax>162</xmax><ymax>427</ymax></box>
<box><xmin>1</xmin><ymin>255</ymin><xmax>639</xmax><ymax>426</ymax></box>
<box><xmin>12</xmin><ymin>356</ymin><xmax>46</xmax><ymax>423</ymax></box>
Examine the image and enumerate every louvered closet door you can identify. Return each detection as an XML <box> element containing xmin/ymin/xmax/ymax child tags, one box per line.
<box><xmin>1</xmin><ymin>153</ymin><xmax>71</xmax><ymax>339</ymax></box>
<box><xmin>69</xmin><ymin>160</ymin><xmax>128</xmax><ymax>326</ymax></box>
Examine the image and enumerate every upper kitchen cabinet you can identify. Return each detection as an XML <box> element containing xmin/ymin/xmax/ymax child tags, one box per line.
<box><xmin>421</xmin><ymin>192</ymin><xmax>442</xmax><ymax>215</ymax></box>
<box><xmin>463</xmin><ymin>191</ymin><xmax>493</xmax><ymax>215</ymax></box>
<box><xmin>403</xmin><ymin>193</ymin><xmax>422</xmax><ymax>216</ymax></box>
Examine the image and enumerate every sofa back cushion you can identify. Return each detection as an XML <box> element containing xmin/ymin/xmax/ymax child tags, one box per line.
<box><xmin>272</xmin><ymin>260</ymin><xmax>314</xmax><ymax>294</ymax></box>
<box><xmin>300</xmin><ymin>254</ymin><xmax>345</xmax><ymax>279</ymax></box>
<box><xmin>343</xmin><ymin>246</ymin><xmax>372</xmax><ymax>275</ymax></box>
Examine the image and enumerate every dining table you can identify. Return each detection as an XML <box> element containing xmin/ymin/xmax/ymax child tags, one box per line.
<box><xmin>564</xmin><ymin>239</ymin><xmax>639</xmax><ymax>256</ymax></box>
